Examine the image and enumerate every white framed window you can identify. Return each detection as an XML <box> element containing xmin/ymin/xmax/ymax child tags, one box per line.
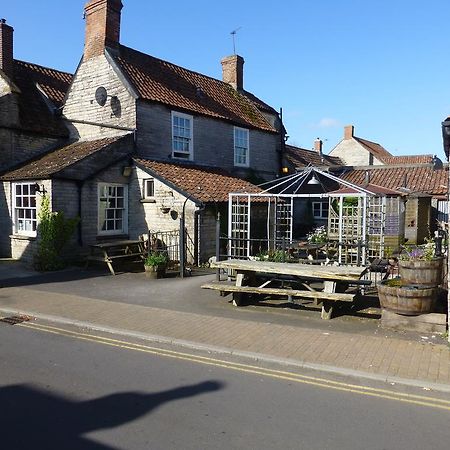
<box><xmin>143</xmin><ymin>178</ymin><xmax>155</xmax><ymax>198</ymax></box>
<box><xmin>234</xmin><ymin>127</ymin><xmax>249</xmax><ymax>167</ymax></box>
<box><xmin>98</xmin><ymin>183</ymin><xmax>128</xmax><ymax>235</ymax></box>
<box><xmin>13</xmin><ymin>182</ymin><xmax>38</xmax><ymax>236</ymax></box>
<box><xmin>172</xmin><ymin>112</ymin><xmax>193</xmax><ymax>160</ymax></box>
<box><xmin>312</xmin><ymin>201</ymin><xmax>329</xmax><ymax>219</ymax></box>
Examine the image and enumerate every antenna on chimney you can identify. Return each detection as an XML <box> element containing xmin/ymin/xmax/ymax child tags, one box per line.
<box><xmin>230</xmin><ymin>27</ymin><xmax>242</xmax><ymax>54</ymax></box>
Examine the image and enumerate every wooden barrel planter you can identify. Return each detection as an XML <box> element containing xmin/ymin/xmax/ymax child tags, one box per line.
<box><xmin>398</xmin><ymin>257</ymin><xmax>444</xmax><ymax>286</ymax></box>
<box><xmin>378</xmin><ymin>279</ymin><xmax>438</xmax><ymax>316</ymax></box>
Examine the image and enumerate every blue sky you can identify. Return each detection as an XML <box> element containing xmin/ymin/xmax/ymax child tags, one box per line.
<box><xmin>3</xmin><ymin>0</ymin><xmax>450</xmax><ymax>158</ymax></box>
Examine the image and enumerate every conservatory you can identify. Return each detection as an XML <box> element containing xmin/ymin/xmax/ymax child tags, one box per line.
<box><xmin>227</xmin><ymin>167</ymin><xmax>406</xmax><ymax>266</ymax></box>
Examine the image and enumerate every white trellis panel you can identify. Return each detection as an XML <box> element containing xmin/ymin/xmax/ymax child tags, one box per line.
<box><xmin>229</xmin><ymin>195</ymin><xmax>250</xmax><ymax>258</ymax></box>
<box><xmin>274</xmin><ymin>198</ymin><xmax>293</xmax><ymax>246</ymax></box>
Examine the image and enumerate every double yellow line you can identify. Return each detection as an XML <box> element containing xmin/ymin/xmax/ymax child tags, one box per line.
<box><xmin>16</xmin><ymin>320</ymin><xmax>450</xmax><ymax>412</ymax></box>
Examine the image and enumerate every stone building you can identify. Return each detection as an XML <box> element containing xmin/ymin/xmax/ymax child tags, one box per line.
<box><xmin>0</xmin><ymin>0</ymin><xmax>283</xmax><ymax>264</ymax></box>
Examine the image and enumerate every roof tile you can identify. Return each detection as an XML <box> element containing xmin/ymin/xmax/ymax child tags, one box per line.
<box><xmin>114</xmin><ymin>46</ymin><xmax>276</xmax><ymax>133</ymax></box>
<box><xmin>1</xmin><ymin>136</ymin><xmax>128</xmax><ymax>181</ymax></box>
<box><xmin>134</xmin><ymin>158</ymin><xmax>262</xmax><ymax>202</ymax></box>
<box><xmin>13</xmin><ymin>60</ymin><xmax>72</xmax><ymax>137</ymax></box>
<box><xmin>340</xmin><ymin>166</ymin><xmax>448</xmax><ymax>196</ymax></box>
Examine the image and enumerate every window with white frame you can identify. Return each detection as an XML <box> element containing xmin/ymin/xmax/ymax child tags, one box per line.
<box><xmin>234</xmin><ymin>127</ymin><xmax>249</xmax><ymax>167</ymax></box>
<box><xmin>172</xmin><ymin>112</ymin><xmax>193</xmax><ymax>160</ymax></box>
<box><xmin>312</xmin><ymin>201</ymin><xmax>329</xmax><ymax>219</ymax></box>
<box><xmin>13</xmin><ymin>182</ymin><xmax>38</xmax><ymax>236</ymax></box>
<box><xmin>143</xmin><ymin>178</ymin><xmax>155</xmax><ymax>198</ymax></box>
<box><xmin>98</xmin><ymin>183</ymin><xmax>128</xmax><ymax>235</ymax></box>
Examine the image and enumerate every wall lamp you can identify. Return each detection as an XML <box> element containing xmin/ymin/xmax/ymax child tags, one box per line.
<box><xmin>33</xmin><ymin>182</ymin><xmax>46</xmax><ymax>194</ymax></box>
<box><xmin>122</xmin><ymin>166</ymin><xmax>133</xmax><ymax>177</ymax></box>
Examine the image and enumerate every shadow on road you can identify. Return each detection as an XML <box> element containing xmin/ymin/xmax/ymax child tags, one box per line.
<box><xmin>0</xmin><ymin>380</ymin><xmax>224</xmax><ymax>449</ymax></box>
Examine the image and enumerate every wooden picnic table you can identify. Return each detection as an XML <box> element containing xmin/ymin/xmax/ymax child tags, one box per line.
<box><xmin>202</xmin><ymin>259</ymin><xmax>369</xmax><ymax>319</ymax></box>
<box><xmin>86</xmin><ymin>239</ymin><xmax>146</xmax><ymax>275</ymax></box>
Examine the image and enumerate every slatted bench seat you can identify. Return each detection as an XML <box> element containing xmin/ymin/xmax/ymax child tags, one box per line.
<box><xmin>201</xmin><ymin>281</ymin><xmax>357</xmax><ymax>319</ymax></box>
<box><xmin>201</xmin><ymin>282</ymin><xmax>356</xmax><ymax>302</ymax></box>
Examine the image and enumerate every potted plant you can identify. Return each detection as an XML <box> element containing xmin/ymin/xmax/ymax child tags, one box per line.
<box><xmin>144</xmin><ymin>252</ymin><xmax>168</xmax><ymax>279</ymax></box>
<box><xmin>378</xmin><ymin>277</ymin><xmax>438</xmax><ymax>316</ymax></box>
<box><xmin>398</xmin><ymin>241</ymin><xmax>444</xmax><ymax>286</ymax></box>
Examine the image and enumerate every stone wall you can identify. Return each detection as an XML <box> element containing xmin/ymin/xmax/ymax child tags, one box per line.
<box><xmin>136</xmin><ymin>102</ymin><xmax>280</xmax><ymax>180</ymax></box>
<box><xmin>63</xmin><ymin>54</ymin><xmax>136</xmax><ymax>140</ymax></box>
<box><xmin>329</xmin><ymin>139</ymin><xmax>384</xmax><ymax>166</ymax></box>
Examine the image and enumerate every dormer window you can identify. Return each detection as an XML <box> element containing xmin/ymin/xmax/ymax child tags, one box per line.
<box><xmin>172</xmin><ymin>112</ymin><xmax>193</xmax><ymax>160</ymax></box>
<box><xmin>234</xmin><ymin>127</ymin><xmax>249</xmax><ymax>167</ymax></box>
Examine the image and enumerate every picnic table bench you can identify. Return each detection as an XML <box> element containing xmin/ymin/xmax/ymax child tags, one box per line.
<box><xmin>202</xmin><ymin>259</ymin><xmax>369</xmax><ymax>319</ymax></box>
<box><xmin>86</xmin><ymin>240</ymin><xmax>146</xmax><ymax>275</ymax></box>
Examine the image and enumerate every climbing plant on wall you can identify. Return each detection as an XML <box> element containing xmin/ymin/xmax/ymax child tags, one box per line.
<box><xmin>34</xmin><ymin>194</ymin><xmax>80</xmax><ymax>271</ymax></box>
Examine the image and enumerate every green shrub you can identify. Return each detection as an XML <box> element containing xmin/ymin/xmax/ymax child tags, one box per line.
<box><xmin>144</xmin><ymin>252</ymin><xmax>168</xmax><ymax>267</ymax></box>
<box><xmin>34</xmin><ymin>195</ymin><xmax>79</xmax><ymax>271</ymax></box>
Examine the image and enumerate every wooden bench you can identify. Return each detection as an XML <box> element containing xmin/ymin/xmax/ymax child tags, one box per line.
<box><xmin>86</xmin><ymin>240</ymin><xmax>145</xmax><ymax>275</ymax></box>
<box><xmin>201</xmin><ymin>282</ymin><xmax>356</xmax><ymax>319</ymax></box>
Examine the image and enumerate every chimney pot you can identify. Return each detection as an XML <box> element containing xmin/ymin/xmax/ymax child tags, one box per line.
<box><xmin>344</xmin><ymin>125</ymin><xmax>354</xmax><ymax>140</ymax></box>
<box><xmin>0</xmin><ymin>18</ymin><xmax>14</xmax><ymax>79</ymax></box>
<box><xmin>84</xmin><ymin>0</ymin><xmax>123</xmax><ymax>60</ymax></box>
<box><xmin>221</xmin><ymin>54</ymin><xmax>244</xmax><ymax>90</ymax></box>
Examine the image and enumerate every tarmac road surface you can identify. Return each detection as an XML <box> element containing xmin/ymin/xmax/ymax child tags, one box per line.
<box><xmin>1</xmin><ymin>319</ymin><xmax>450</xmax><ymax>450</ymax></box>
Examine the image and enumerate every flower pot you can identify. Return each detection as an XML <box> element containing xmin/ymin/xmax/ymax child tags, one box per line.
<box><xmin>144</xmin><ymin>264</ymin><xmax>166</xmax><ymax>279</ymax></box>
<box><xmin>398</xmin><ymin>257</ymin><xmax>444</xmax><ymax>287</ymax></box>
<box><xmin>378</xmin><ymin>280</ymin><xmax>438</xmax><ymax>316</ymax></box>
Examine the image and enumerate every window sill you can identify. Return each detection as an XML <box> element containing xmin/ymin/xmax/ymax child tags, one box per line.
<box><xmin>96</xmin><ymin>234</ymin><xmax>129</xmax><ymax>241</ymax></box>
<box><xmin>140</xmin><ymin>198</ymin><xmax>156</xmax><ymax>204</ymax></box>
<box><xmin>9</xmin><ymin>234</ymin><xmax>37</xmax><ymax>241</ymax></box>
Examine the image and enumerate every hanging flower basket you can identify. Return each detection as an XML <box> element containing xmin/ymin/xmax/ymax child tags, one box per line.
<box><xmin>378</xmin><ymin>279</ymin><xmax>438</xmax><ymax>316</ymax></box>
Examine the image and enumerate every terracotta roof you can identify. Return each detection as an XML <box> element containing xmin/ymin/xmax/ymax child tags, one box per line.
<box><xmin>331</xmin><ymin>183</ymin><xmax>404</xmax><ymax>196</ymax></box>
<box><xmin>354</xmin><ymin>137</ymin><xmax>392</xmax><ymax>163</ymax></box>
<box><xmin>133</xmin><ymin>158</ymin><xmax>262</xmax><ymax>203</ymax></box>
<box><xmin>113</xmin><ymin>45</ymin><xmax>276</xmax><ymax>133</ymax></box>
<box><xmin>383</xmin><ymin>154</ymin><xmax>436</xmax><ymax>165</ymax></box>
<box><xmin>1</xmin><ymin>136</ymin><xmax>130</xmax><ymax>181</ymax></box>
<box><xmin>340</xmin><ymin>166</ymin><xmax>448</xmax><ymax>196</ymax></box>
<box><xmin>285</xmin><ymin>145</ymin><xmax>343</xmax><ymax>167</ymax></box>
<box><xmin>12</xmin><ymin>60</ymin><xmax>72</xmax><ymax>137</ymax></box>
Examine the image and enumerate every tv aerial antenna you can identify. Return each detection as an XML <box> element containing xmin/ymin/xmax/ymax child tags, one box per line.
<box><xmin>230</xmin><ymin>27</ymin><xmax>242</xmax><ymax>54</ymax></box>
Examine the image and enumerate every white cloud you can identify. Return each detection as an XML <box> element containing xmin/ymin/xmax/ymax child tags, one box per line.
<box><xmin>314</xmin><ymin>118</ymin><xmax>340</xmax><ymax>129</ymax></box>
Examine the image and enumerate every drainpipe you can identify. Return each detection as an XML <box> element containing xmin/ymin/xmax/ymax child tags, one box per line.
<box><xmin>76</xmin><ymin>180</ymin><xmax>83</xmax><ymax>247</ymax></box>
<box><xmin>194</xmin><ymin>208</ymin><xmax>201</xmax><ymax>266</ymax></box>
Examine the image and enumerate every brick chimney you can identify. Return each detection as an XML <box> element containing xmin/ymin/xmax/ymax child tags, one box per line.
<box><xmin>314</xmin><ymin>138</ymin><xmax>322</xmax><ymax>155</ymax></box>
<box><xmin>221</xmin><ymin>54</ymin><xmax>244</xmax><ymax>90</ymax></box>
<box><xmin>344</xmin><ymin>125</ymin><xmax>354</xmax><ymax>140</ymax></box>
<box><xmin>83</xmin><ymin>0</ymin><xmax>123</xmax><ymax>60</ymax></box>
<box><xmin>0</xmin><ymin>19</ymin><xmax>14</xmax><ymax>79</ymax></box>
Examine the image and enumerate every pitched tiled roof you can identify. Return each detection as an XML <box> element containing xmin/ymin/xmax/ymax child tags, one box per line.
<box><xmin>331</xmin><ymin>183</ymin><xmax>404</xmax><ymax>196</ymax></box>
<box><xmin>12</xmin><ymin>60</ymin><xmax>73</xmax><ymax>137</ymax></box>
<box><xmin>1</xmin><ymin>136</ymin><xmax>130</xmax><ymax>181</ymax></box>
<box><xmin>354</xmin><ymin>137</ymin><xmax>392</xmax><ymax>163</ymax></box>
<box><xmin>113</xmin><ymin>45</ymin><xmax>276</xmax><ymax>133</ymax></box>
<box><xmin>340</xmin><ymin>166</ymin><xmax>448</xmax><ymax>196</ymax></box>
<box><xmin>134</xmin><ymin>158</ymin><xmax>262</xmax><ymax>203</ymax></box>
<box><xmin>285</xmin><ymin>145</ymin><xmax>343</xmax><ymax>167</ymax></box>
<box><xmin>383</xmin><ymin>154</ymin><xmax>435</xmax><ymax>165</ymax></box>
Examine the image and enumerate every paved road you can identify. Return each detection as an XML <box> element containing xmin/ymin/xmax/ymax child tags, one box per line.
<box><xmin>1</xmin><ymin>319</ymin><xmax>450</xmax><ymax>450</ymax></box>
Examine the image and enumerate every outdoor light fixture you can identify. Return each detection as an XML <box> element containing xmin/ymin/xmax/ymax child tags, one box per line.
<box><xmin>33</xmin><ymin>182</ymin><xmax>46</xmax><ymax>194</ymax></box>
<box><xmin>122</xmin><ymin>166</ymin><xmax>133</xmax><ymax>177</ymax></box>
<box><xmin>441</xmin><ymin>117</ymin><xmax>450</xmax><ymax>159</ymax></box>
<box><xmin>307</xmin><ymin>174</ymin><xmax>320</xmax><ymax>185</ymax></box>
<box><xmin>282</xmin><ymin>167</ymin><xmax>289</xmax><ymax>174</ymax></box>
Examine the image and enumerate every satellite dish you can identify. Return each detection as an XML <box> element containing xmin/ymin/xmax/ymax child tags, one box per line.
<box><xmin>95</xmin><ymin>86</ymin><xmax>108</xmax><ymax>106</ymax></box>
